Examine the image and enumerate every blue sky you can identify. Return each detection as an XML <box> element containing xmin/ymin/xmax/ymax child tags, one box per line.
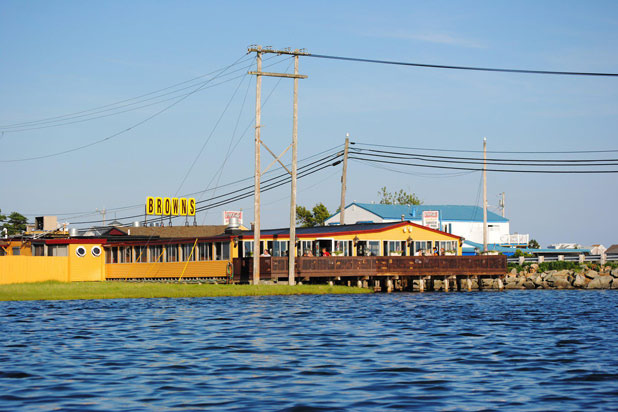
<box><xmin>1</xmin><ymin>1</ymin><xmax>617</xmax><ymax>247</ymax></box>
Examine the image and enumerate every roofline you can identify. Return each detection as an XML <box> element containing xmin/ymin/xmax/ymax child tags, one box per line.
<box><xmin>240</xmin><ymin>221</ymin><xmax>461</xmax><ymax>240</ymax></box>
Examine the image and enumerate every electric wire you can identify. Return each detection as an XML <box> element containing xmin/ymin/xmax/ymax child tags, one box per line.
<box><xmin>0</xmin><ymin>54</ymin><xmax>252</xmax><ymax>162</ymax></box>
<box><xmin>307</xmin><ymin>53</ymin><xmax>618</xmax><ymax>77</ymax></box>
<box><xmin>349</xmin><ymin>155</ymin><xmax>618</xmax><ymax>173</ymax></box>
<box><xmin>68</xmin><ymin>151</ymin><xmax>342</xmax><ymax>225</ymax></box>
<box><xmin>350</xmin><ymin>148</ymin><xmax>618</xmax><ymax>167</ymax></box>
<box><xmin>0</xmin><ymin>54</ymin><xmax>286</xmax><ymax>132</ymax></box>
<box><xmin>354</xmin><ymin>141</ymin><xmax>618</xmax><ymax>155</ymax></box>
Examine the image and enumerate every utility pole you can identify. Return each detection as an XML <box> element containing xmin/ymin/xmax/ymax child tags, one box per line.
<box><xmin>288</xmin><ymin>54</ymin><xmax>299</xmax><ymax>286</ymax></box>
<box><xmin>252</xmin><ymin>48</ymin><xmax>262</xmax><ymax>285</ymax></box>
<box><xmin>483</xmin><ymin>137</ymin><xmax>488</xmax><ymax>254</ymax></box>
<box><xmin>339</xmin><ymin>134</ymin><xmax>350</xmax><ymax>225</ymax></box>
<box><xmin>499</xmin><ymin>192</ymin><xmax>505</xmax><ymax>218</ymax></box>
<box><xmin>96</xmin><ymin>208</ymin><xmax>107</xmax><ymax>226</ymax></box>
<box><xmin>248</xmin><ymin>46</ymin><xmax>308</xmax><ymax>286</ymax></box>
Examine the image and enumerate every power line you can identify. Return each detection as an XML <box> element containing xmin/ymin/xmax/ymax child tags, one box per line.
<box><xmin>308</xmin><ymin>53</ymin><xmax>618</xmax><ymax>77</ymax></box>
<box><xmin>0</xmin><ymin>55</ymin><xmax>290</xmax><ymax>134</ymax></box>
<box><xmin>354</xmin><ymin>141</ymin><xmax>618</xmax><ymax>154</ymax></box>
<box><xmin>0</xmin><ymin>54</ymin><xmax>251</xmax><ymax>163</ymax></box>
<box><xmin>350</xmin><ymin>155</ymin><xmax>618</xmax><ymax>173</ymax></box>
<box><xmin>350</xmin><ymin>148</ymin><xmax>618</xmax><ymax>167</ymax></box>
<box><xmin>69</xmin><ymin>151</ymin><xmax>342</xmax><ymax>225</ymax></box>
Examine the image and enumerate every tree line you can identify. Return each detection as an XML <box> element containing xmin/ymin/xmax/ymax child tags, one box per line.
<box><xmin>0</xmin><ymin>210</ymin><xmax>28</xmax><ymax>235</ymax></box>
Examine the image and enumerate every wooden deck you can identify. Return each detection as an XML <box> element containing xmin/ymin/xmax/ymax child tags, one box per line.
<box><xmin>233</xmin><ymin>255</ymin><xmax>506</xmax><ymax>283</ymax></box>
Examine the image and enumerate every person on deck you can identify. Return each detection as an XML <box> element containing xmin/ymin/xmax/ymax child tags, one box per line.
<box><xmin>321</xmin><ymin>248</ymin><xmax>331</xmax><ymax>257</ymax></box>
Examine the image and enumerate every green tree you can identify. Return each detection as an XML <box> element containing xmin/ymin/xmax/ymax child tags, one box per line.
<box><xmin>296</xmin><ymin>203</ymin><xmax>330</xmax><ymax>227</ymax></box>
<box><xmin>2</xmin><ymin>211</ymin><xmax>28</xmax><ymax>235</ymax></box>
<box><xmin>378</xmin><ymin>187</ymin><xmax>422</xmax><ymax>205</ymax></box>
<box><xmin>528</xmin><ymin>239</ymin><xmax>540</xmax><ymax>249</ymax></box>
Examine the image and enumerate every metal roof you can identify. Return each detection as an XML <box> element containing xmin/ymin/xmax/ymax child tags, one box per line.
<box><xmin>242</xmin><ymin>221</ymin><xmax>459</xmax><ymax>239</ymax></box>
<box><xmin>347</xmin><ymin>203</ymin><xmax>509</xmax><ymax>223</ymax></box>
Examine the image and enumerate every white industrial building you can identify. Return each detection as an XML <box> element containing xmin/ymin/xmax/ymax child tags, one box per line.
<box><xmin>326</xmin><ymin>203</ymin><xmax>527</xmax><ymax>246</ymax></box>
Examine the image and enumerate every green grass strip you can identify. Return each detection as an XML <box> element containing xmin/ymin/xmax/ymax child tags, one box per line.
<box><xmin>0</xmin><ymin>281</ymin><xmax>372</xmax><ymax>301</ymax></box>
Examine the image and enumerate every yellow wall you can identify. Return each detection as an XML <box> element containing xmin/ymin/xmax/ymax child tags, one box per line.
<box><xmin>265</xmin><ymin>223</ymin><xmax>462</xmax><ymax>256</ymax></box>
<box><xmin>1</xmin><ymin>240</ymin><xmax>33</xmax><ymax>256</ymax></box>
<box><xmin>68</xmin><ymin>244</ymin><xmax>105</xmax><ymax>282</ymax></box>
<box><xmin>0</xmin><ymin>256</ymin><xmax>69</xmax><ymax>284</ymax></box>
<box><xmin>105</xmin><ymin>260</ymin><xmax>229</xmax><ymax>279</ymax></box>
<box><xmin>0</xmin><ymin>242</ymin><xmax>106</xmax><ymax>285</ymax></box>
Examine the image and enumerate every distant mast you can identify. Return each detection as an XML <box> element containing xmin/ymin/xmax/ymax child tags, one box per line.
<box><xmin>483</xmin><ymin>137</ymin><xmax>488</xmax><ymax>253</ymax></box>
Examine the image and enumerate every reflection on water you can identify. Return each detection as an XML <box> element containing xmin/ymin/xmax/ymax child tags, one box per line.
<box><xmin>1</xmin><ymin>291</ymin><xmax>617</xmax><ymax>411</ymax></box>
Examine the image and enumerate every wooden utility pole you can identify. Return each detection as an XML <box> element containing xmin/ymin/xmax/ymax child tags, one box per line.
<box><xmin>483</xmin><ymin>137</ymin><xmax>488</xmax><ymax>253</ymax></box>
<box><xmin>253</xmin><ymin>48</ymin><xmax>262</xmax><ymax>285</ymax></box>
<box><xmin>288</xmin><ymin>54</ymin><xmax>299</xmax><ymax>286</ymax></box>
<box><xmin>248</xmin><ymin>46</ymin><xmax>308</xmax><ymax>285</ymax></box>
<box><xmin>500</xmin><ymin>192</ymin><xmax>505</xmax><ymax>218</ymax></box>
<box><xmin>339</xmin><ymin>134</ymin><xmax>350</xmax><ymax>225</ymax></box>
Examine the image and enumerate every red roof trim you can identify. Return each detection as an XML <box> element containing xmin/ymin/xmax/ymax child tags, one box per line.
<box><xmin>241</xmin><ymin>222</ymin><xmax>461</xmax><ymax>240</ymax></box>
<box><xmin>42</xmin><ymin>239</ymin><xmax>106</xmax><ymax>245</ymax></box>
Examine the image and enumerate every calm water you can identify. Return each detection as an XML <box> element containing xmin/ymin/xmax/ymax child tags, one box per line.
<box><xmin>1</xmin><ymin>291</ymin><xmax>617</xmax><ymax>411</ymax></box>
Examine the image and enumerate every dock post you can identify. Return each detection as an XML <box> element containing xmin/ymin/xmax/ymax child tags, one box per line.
<box><xmin>357</xmin><ymin>280</ymin><xmax>363</xmax><ymax>288</ymax></box>
<box><xmin>419</xmin><ymin>277</ymin><xmax>425</xmax><ymax>293</ymax></box>
<box><xmin>498</xmin><ymin>277</ymin><xmax>504</xmax><ymax>290</ymax></box>
<box><xmin>444</xmin><ymin>276</ymin><xmax>449</xmax><ymax>292</ymax></box>
<box><xmin>386</xmin><ymin>278</ymin><xmax>393</xmax><ymax>293</ymax></box>
<box><xmin>467</xmin><ymin>276</ymin><xmax>472</xmax><ymax>292</ymax></box>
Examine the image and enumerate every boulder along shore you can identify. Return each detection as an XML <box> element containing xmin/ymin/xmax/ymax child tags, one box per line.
<box><xmin>505</xmin><ymin>264</ymin><xmax>618</xmax><ymax>290</ymax></box>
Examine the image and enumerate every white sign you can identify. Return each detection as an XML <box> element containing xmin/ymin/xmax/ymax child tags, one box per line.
<box><xmin>223</xmin><ymin>210</ymin><xmax>243</xmax><ymax>225</ymax></box>
<box><xmin>422</xmin><ymin>210</ymin><xmax>440</xmax><ymax>230</ymax></box>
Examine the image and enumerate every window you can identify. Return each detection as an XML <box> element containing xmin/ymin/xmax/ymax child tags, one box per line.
<box><xmin>214</xmin><ymin>242</ymin><xmax>230</xmax><ymax>260</ymax></box>
<box><xmin>32</xmin><ymin>245</ymin><xmax>45</xmax><ymax>256</ymax></box>
<box><xmin>272</xmin><ymin>240</ymin><xmax>288</xmax><ymax>257</ymax></box>
<box><xmin>385</xmin><ymin>241</ymin><xmax>406</xmax><ymax>256</ymax></box>
<box><xmin>181</xmin><ymin>243</ymin><xmax>196</xmax><ymax>261</ymax></box>
<box><xmin>359</xmin><ymin>240</ymin><xmax>380</xmax><ymax>256</ymax></box>
<box><xmin>198</xmin><ymin>243</ymin><xmax>212</xmax><ymax>261</ymax></box>
<box><xmin>105</xmin><ymin>247</ymin><xmax>118</xmax><ymax>263</ymax></box>
<box><xmin>12</xmin><ymin>247</ymin><xmax>21</xmax><ymax>256</ymax></box>
<box><xmin>414</xmin><ymin>241</ymin><xmax>429</xmax><ymax>255</ymax></box>
<box><xmin>118</xmin><ymin>247</ymin><xmax>132</xmax><ymax>263</ymax></box>
<box><xmin>48</xmin><ymin>245</ymin><xmax>68</xmax><ymax>257</ymax></box>
<box><xmin>149</xmin><ymin>245</ymin><xmax>163</xmax><ymax>263</ymax></box>
<box><xmin>242</xmin><ymin>241</ymin><xmax>254</xmax><ymax>257</ymax></box>
<box><xmin>134</xmin><ymin>246</ymin><xmax>147</xmax><ymax>263</ymax></box>
<box><xmin>438</xmin><ymin>240</ymin><xmax>458</xmax><ymax>254</ymax></box>
<box><xmin>166</xmin><ymin>245</ymin><xmax>178</xmax><ymax>262</ymax></box>
<box><xmin>299</xmin><ymin>240</ymin><xmax>314</xmax><ymax>256</ymax></box>
<box><xmin>333</xmin><ymin>240</ymin><xmax>352</xmax><ymax>256</ymax></box>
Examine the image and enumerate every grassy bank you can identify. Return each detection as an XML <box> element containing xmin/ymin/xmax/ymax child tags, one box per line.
<box><xmin>0</xmin><ymin>281</ymin><xmax>371</xmax><ymax>301</ymax></box>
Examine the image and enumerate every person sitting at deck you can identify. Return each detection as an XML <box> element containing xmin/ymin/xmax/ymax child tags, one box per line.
<box><xmin>433</xmin><ymin>247</ymin><xmax>439</xmax><ymax>256</ymax></box>
<box><xmin>261</xmin><ymin>249</ymin><xmax>270</xmax><ymax>257</ymax></box>
<box><xmin>303</xmin><ymin>250</ymin><xmax>313</xmax><ymax>257</ymax></box>
<box><xmin>321</xmin><ymin>248</ymin><xmax>331</xmax><ymax>257</ymax></box>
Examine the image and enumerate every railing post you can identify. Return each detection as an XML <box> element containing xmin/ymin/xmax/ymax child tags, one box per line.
<box><xmin>601</xmin><ymin>253</ymin><xmax>607</xmax><ymax>265</ymax></box>
<box><xmin>519</xmin><ymin>256</ymin><xmax>525</xmax><ymax>265</ymax></box>
<box><xmin>579</xmin><ymin>254</ymin><xmax>585</xmax><ymax>264</ymax></box>
<box><xmin>558</xmin><ymin>255</ymin><xmax>564</xmax><ymax>261</ymax></box>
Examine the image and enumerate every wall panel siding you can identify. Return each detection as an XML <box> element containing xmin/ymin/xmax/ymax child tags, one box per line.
<box><xmin>0</xmin><ymin>256</ymin><xmax>69</xmax><ymax>284</ymax></box>
<box><xmin>105</xmin><ymin>260</ymin><xmax>229</xmax><ymax>279</ymax></box>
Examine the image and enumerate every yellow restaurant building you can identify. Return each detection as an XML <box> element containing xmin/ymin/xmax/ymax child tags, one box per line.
<box><xmin>0</xmin><ymin>221</ymin><xmax>461</xmax><ymax>284</ymax></box>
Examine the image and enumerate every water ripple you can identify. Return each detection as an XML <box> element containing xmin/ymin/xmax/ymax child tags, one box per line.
<box><xmin>1</xmin><ymin>291</ymin><xmax>617</xmax><ymax>410</ymax></box>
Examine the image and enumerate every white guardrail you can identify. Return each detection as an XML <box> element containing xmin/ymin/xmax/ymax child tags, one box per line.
<box><xmin>507</xmin><ymin>254</ymin><xmax>618</xmax><ymax>264</ymax></box>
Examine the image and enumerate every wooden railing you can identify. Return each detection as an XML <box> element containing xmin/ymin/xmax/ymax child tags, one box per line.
<box><xmin>233</xmin><ymin>255</ymin><xmax>506</xmax><ymax>282</ymax></box>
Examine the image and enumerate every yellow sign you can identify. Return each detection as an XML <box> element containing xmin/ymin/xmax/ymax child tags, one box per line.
<box><xmin>146</xmin><ymin>197</ymin><xmax>196</xmax><ymax>216</ymax></box>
